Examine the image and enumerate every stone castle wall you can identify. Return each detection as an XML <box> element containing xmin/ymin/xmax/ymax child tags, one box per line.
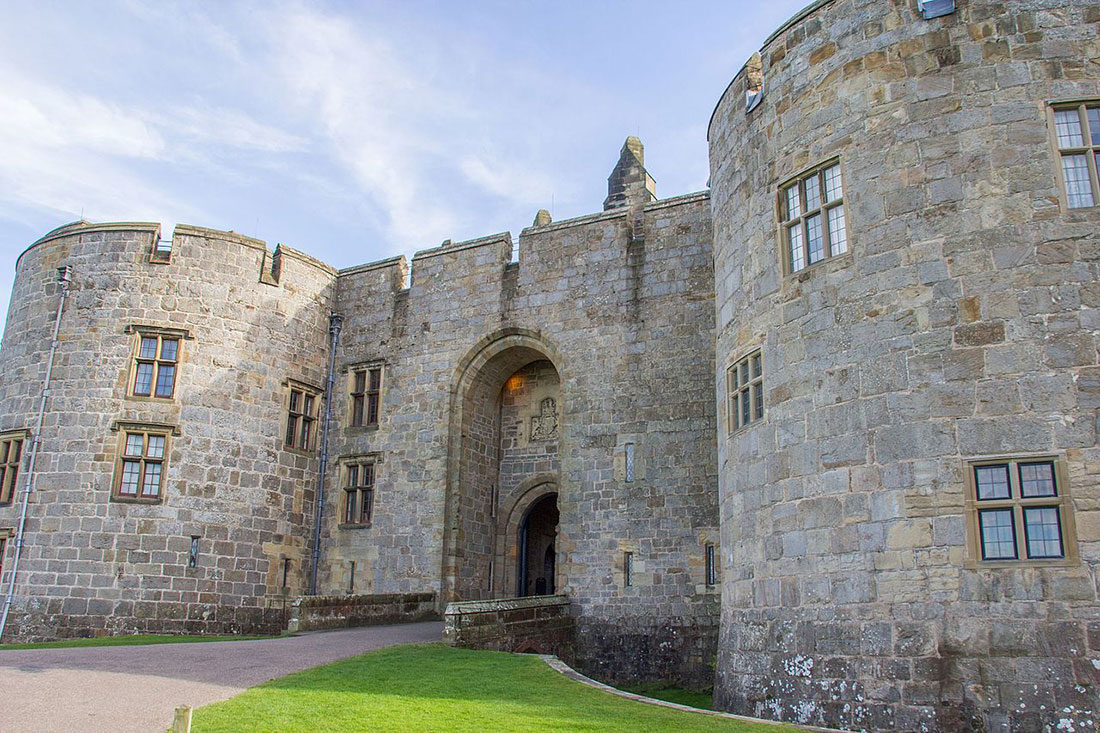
<box><xmin>322</xmin><ymin>190</ymin><xmax>719</xmax><ymax>687</ymax></box>
<box><xmin>0</xmin><ymin>222</ymin><xmax>335</xmax><ymax>639</ymax></box>
<box><xmin>709</xmin><ymin>0</ymin><xmax>1099</xmax><ymax>729</ymax></box>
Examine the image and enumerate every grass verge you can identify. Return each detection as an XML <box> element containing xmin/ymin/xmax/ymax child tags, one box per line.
<box><xmin>0</xmin><ymin>632</ymin><xmax>273</xmax><ymax>651</ymax></box>
<box><xmin>193</xmin><ymin>643</ymin><xmax>791</xmax><ymax>732</ymax></box>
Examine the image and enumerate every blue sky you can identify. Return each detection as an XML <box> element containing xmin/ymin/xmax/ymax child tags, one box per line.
<box><xmin>0</xmin><ymin>1</ymin><xmax>809</xmax><ymax>324</ymax></box>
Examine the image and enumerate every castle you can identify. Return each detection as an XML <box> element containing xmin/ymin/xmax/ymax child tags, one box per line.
<box><xmin>0</xmin><ymin>1</ymin><xmax>1097</xmax><ymax>730</ymax></box>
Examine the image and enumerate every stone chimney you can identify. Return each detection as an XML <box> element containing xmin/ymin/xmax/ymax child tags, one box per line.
<box><xmin>603</xmin><ymin>136</ymin><xmax>657</xmax><ymax>211</ymax></box>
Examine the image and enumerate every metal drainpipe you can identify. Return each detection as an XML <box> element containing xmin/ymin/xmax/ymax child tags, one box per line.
<box><xmin>0</xmin><ymin>266</ymin><xmax>71</xmax><ymax>641</ymax></box>
<box><xmin>309</xmin><ymin>312</ymin><xmax>343</xmax><ymax>596</ymax></box>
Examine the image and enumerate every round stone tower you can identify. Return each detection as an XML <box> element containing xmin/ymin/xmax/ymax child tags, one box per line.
<box><xmin>0</xmin><ymin>221</ymin><xmax>335</xmax><ymax>640</ymax></box>
<box><xmin>709</xmin><ymin>1</ymin><xmax>1099</xmax><ymax>730</ymax></box>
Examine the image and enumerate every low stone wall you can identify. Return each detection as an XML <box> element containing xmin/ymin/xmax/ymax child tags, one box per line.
<box><xmin>443</xmin><ymin>594</ymin><xmax>574</xmax><ymax>662</ymax></box>
<box><xmin>286</xmin><ymin>592</ymin><xmax>437</xmax><ymax>633</ymax></box>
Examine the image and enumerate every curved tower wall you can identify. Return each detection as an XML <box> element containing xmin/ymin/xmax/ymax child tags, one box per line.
<box><xmin>0</xmin><ymin>222</ymin><xmax>335</xmax><ymax>639</ymax></box>
<box><xmin>709</xmin><ymin>1</ymin><xmax>1099</xmax><ymax>729</ymax></box>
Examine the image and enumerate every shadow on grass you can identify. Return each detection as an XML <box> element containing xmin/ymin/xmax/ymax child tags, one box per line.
<box><xmin>192</xmin><ymin>644</ymin><xmax>789</xmax><ymax>733</ymax></box>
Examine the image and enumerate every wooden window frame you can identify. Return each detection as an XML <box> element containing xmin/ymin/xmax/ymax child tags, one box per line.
<box><xmin>126</xmin><ymin>326</ymin><xmax>187</xmax><ymax>401</ymax></box>
<box><xmin>778</xmin><ymin>158</ymin><xmax>851</xmax><ymax>275</ymax></box>
<box><xmin>284</xmin><ymin>381</ymin><xmax>321</xmax><ymax>453</ymax></box>
<box><xmin>111</xmin><ymin>423</ymin><xmax>174</xmax><ymax>504</ymax></box>
<box><xmin>726</xmin><ymin>349</ymin><xmax>764</xmax><ymax>435</ymax></box>
<box><xmin>1047</xmin><ymin>99</ymin><xmax>1100</xmax><ymax>211</ymax></box>
<box><xmin>339</xmin><ymin>453</ymin><xmax>382</xmax><ymax>529</ymax></box>
<box><xmin>623</xmin><ymin>551</ymin><xmax>634</xmax><ymax>587</ymax></box>
<box><xmin>0</xmin><ymin>430</ymin><xmax>27</xmax><ymax>506</ymax></box>
<box><xmin>964</xmin><ymin>453</ymin><xmax>1079</xmax><ymax>568</ymax></box>
<box><xmin>349</xmin><ymin>364</ymin><xmax>383</xmax><ymax>429</ymax></box>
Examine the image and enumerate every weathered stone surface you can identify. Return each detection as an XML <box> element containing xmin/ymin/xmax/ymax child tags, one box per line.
<box><xmin>709</xmin><ymin>0</ymin><xmax>1099</xmax><ymax>730</ymax></box>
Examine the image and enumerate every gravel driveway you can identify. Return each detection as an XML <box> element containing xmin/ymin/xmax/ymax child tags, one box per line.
<box><xmin>0</xmin><ymin>621</ymin><xmax>443</xmax><ymax>732</ymax></box>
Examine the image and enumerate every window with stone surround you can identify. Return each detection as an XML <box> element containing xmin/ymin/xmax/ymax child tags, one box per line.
<box><xmin>1050</xmin><ymin>101</ymin><xmax>1100</xmax><ymax>209</ymax></box>
<box><xmin>965</xmin><ymin>455</ymin><xmax>1078</xmax><ymax>565</ymax></box>
<box><xmin>0</xmin><ymin>431</ymin><xmax>26</xmax><ymax>505</ymax></box>
<box><xmin>129</xmin><ymin>329</ymin><xmax>181</xmax><ymax>399</ymax></box>
<box><xmin>112</xmin><ymin>426</ymin><xmax>172</xmax><ymax>502</ymax></box>
<box><xmin>285</xmin><ymin>382</ymin><xmax>320</xmax><ymax>452</ymax></box>
<box><xmin>341</xmin><ymin>454</ymin><xmax>379</xmax><ymax>527</ymax></box>
<box><xmin>779</xmin><ymin>159</ymin><xmax>849</xmax><ymax>273</ymax></box>
<box><xmin>350</xmin><ymin>365</ymin><xmax>382</xmax><ymax>428</ymax></box>
<box><xmin>726</xmin><ymin>350</ymin><xmax>763</xmax><ymax>434</ymax></box>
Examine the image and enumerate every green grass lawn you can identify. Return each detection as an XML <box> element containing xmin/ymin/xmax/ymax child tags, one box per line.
<box><xmin>623</xmin><ymin>683</ymin><xmax>714</xmax><ymax>710</ymax></box>
<box><xmin>193</xmin><ymin>643</ymin><xmax>788</xmax><ymax>732</ymax></box>
<box><xmin>0</xmin><ymin>632</ymin><xmax>272</xmax><ymax>651</ymax></box>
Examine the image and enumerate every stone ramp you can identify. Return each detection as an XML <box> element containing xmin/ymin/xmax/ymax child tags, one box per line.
<box><xmin>0</xmin><ymin>621</ymin><xmax>443</xmax><ymax>733</ymax></box>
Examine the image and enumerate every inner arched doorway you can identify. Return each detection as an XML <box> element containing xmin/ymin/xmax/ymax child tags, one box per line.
<box><xmin>442</xmin><ymin>330</ymin><xmax>563</xmax><ymax>602</ymax></box>
<box><xmin>518</xmin><ymin>493</ymin><xmax>558</xmax><ymax>596</ymax></box>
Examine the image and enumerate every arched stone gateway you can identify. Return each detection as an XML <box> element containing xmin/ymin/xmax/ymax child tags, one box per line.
<box><xmin>442</xmin><ymin>329</ymin><xmax>564</xmax><ymax>602</ymax></box>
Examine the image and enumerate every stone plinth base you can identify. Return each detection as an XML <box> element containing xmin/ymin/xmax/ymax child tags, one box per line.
<box><xmin>286</xmin><ymin>592</ymin><xmax>437</xmax><ymax>633</ymax></box>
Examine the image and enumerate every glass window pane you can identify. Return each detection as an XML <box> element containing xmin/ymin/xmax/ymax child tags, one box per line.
<box><xmin>361</xmin><ymin>488</ymin><xmax>374</xmax><ymax>523</ymax></box>
<box><xmin>363</xmin><ymin>463</ymin><xmax>375</xmax><ymax>487</ymax></box>
<box><xmin>785</xmin><ymin>185</ymin><xmax>801</xmax><ymax>221</ymax></box>
<box><xmin>753</xmin><ymin>383</ymin><xmax>764</xmax><ymax>420</ymax></box>
<box><xmin>0</xmin><ymin>441</ymin><xmax>8</xmax><ymax>464</ymax></box>
<box><xmin>134</xmin><ymin>363</ymin><xmax>154</xmax><ymax>396</ymax></box>
<box><xmin>354</xmin><ymin>371</ymin><xmax>366</xmax><ymax>393</ymax></box>
<box><xmin>974</xmin><ymin>465</ymin><xmax>1010</xmax><ymax>500</ymax></box>
<box><xmin>285</xmin><ymin>417</ymin><xmax>297</xmax><ymax>447</ymax></box>
<box><xmin>751</xmin><ymin>353</ymin><xmax>762</xmax><ymax>379</ymax></box>
<box><xmin>139</xmin><ymin>337</ymin><xmax>158</xmax><ymax>360</ymax></box>
<box><xmin>289</xmin><ymin>390</ymin><xmax>300</xmax><ymax>413</ymax></box>
<box><xmin>367</xmin><ymin>394</ymin><xmax>380</xmax><ymax>425</ymax></box>
<box><xmin>348</xmin><ymin>465</ymin><xmax>358</xmax><ymax>488</ymax></box>
<box><xmin>124</xmin><ymin>434</ymin><xmax>144</xmax><ymax>457</ymax></box>
<box><xmin>1023</xmin><ymin>507</ymin><xmax>1063</xmax><ymax>558</ymax></box>
<box><xmin>828</xmin><ymin>206</ymin><xmax>848</xmax><ymax>255</ymax></box>
<box><xmin>155</xmin><ymin>365</ymin><xmax>176</xmax><ymax>397</ymax></box>
<box><xmin>1055</xmin><ymin>109</ymin><xmax>1085</xmax><ymax>148</ymax></box>
<box><xmin>146</xmin><ymin>435</ymin><xmax>165</xmax><ymax>459</ymax></box>
<box><xmin>352</xmin><ymin>395</ymin><xmax>364</xmax><ymax>427</ymax></box>
<box><xmin>806</xmin><ymin>214</ymin><xmax>825</xmax><ymax>264</ymax></box>
<box><xmin>625</xmin><ymin>443</ymin><xmax>635</xmax><ymax>483</ymax></box>
<box><xmin>345</xmin><ymin>490</ymin><xmax>356</xmax><ymax>523</ymax></box>
<box><xmin>1088</xmin><ymin>107</ymin><xmax>1100</xmax><ymax>146</ymax></box>
<box><xmin>159</xmin><ymin>339</ymin><xmax>178</xmax><ymax>361</ymax></box>
<box><xmin>141</xmin><ymin>462</ymin><xmax>161</xmax><ymax>496</ymax></box>
<box><xmin>824</xmin><ymin>165</ymin><xmax>843</xmax><ymax>202</ymax></box>
<box><xmin>369</xmin><ymin>368</ymin><xmax>381</xmax><ymax>391</ymax></box>
<box><xmin>741</xmin><ymin>390</ymin><xmax>750</xmax><ymax>426</ymax></box>
<box><xmin>979</xmin><ymin>509</ymin><xmax>1016</xmax><ymax>560</ymax></box>
<box><xmin>300</xmin><ymin>420</ymin><xmax>312</xmax><ymax>450</ymax></box>
<box><xmin>1063</xmin><ymin>154</ymin><xmax>1095</xmax><ymax>208</ymax></box>
<box><xmin>304</xmin><ymin>395</ymin><xmax>314</xmax><ymax>415</ymax></box>
<box><xmin>12</xmin><ymin>439</ymin><xmax>22</xmax><ymax>462</ymax></box>
<box><xmin>788</xmin><ymin>224</ymin><xmax>805</xmax><ymax>272</ymax></box>
<box><xmin>804</xmin><ymin>174</ymin><xmax>822</xmax><ymax>211</ymax></box>
<box><xmin>120</xmin><ymin>460</ymin><xmax>141</xmax><ymax>494</ymax></box>
<box><xmin>1019</xmin><ymin>462</ymin><xmax>1056</xmax><ymax>497</ymax></box>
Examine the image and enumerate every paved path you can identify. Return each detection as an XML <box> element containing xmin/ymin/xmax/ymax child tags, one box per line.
<box><xmin>0</xmin><ymin>621</ymin><xmax>443</xmax><ymax>733</ymax></box>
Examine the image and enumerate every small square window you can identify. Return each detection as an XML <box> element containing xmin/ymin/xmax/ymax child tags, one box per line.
<box><xmin>0</xmin><ymin>432</ymin><xmax>26</xmax><ymax>505</ymax></box>
<box><xmin>130</xmin><ymin>332</ymin><xmax>180</xmax><ymax>399</ymax></box>
<box><xmin>113</xmin><ymin>427</ymin><xmax>171</xmax><ymax>502</ymax></box>
<box><xmin>726</xmin><ymin>350</ymin><xmax>764</xmax><ymax>434</ymax></box>
<box><xmin>285</xmin><ymin>383</ymin><xmax>321</xmax><ymax>452</ymax></box>
<box><xmin>350</xmin><ymin>365</ymin><xmax>383</xmax><ymax>428</ymax></box>
<box><xmin>341</xmin><ymin>456</ymin><xmax>379</xmax><ymax>527</ymax></box>
<box><xmin>1050</xmin><ymin>102</ymin><xmax>1100</xmax><ymax>209</ymax></box>
<box><xmin>780</xmin><ymin>160</ymin><xmax>849</xmax><ymax>274</ymax></box>
<box><xmin>966</xmin><ymin>455</ymin><xmax>1077</xmax><ymax>566</ymax></box>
